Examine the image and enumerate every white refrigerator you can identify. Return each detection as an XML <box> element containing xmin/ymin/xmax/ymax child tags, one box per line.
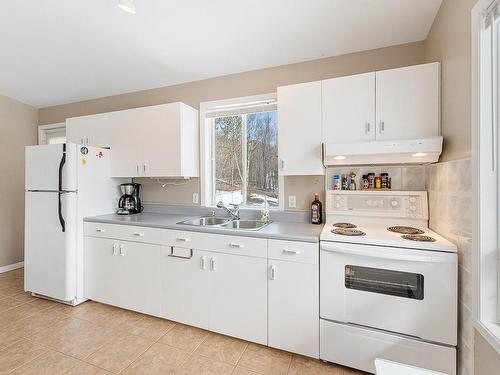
<box><xmin>25</xmin><ymin>143</ymin><xmax>122</xmax><ymax>305</ymax></box>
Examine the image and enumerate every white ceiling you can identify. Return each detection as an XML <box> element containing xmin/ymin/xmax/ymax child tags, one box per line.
<box><xmin>0</xmin><ymin>0</ymin><xmax>442</xmax><ymax>108</ymax></box>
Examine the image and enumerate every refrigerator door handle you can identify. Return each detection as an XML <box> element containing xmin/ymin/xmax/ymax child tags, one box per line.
<box><xmin>57</xmin><ymin>144</ymin><xmax>66</xmax><ymax>232</ymax></box>
<box><xmin>58</xmin><ymin>192</ymin><xmax>65</xmax><ymax>232</ymax></box>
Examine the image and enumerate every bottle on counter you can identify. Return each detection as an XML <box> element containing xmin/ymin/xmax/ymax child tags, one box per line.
<box><xmin>381</xmin><ymin>173</ymin><xmax>389</xmax><ymax>189</ymax></box>
<box><xmin>362</xmin><ymin>175</ymin><xmax>369</xmax><ymax>189</ymax></box>
<box><xmin>349</xmin><ymin>172</ymin><xmax>357</xmax><ymax>190</ymax></box>
<box><xmin>311</xmin><ymin>193</ymin><xmax>323</xmax><ymax>225</ymax></box>
<box><xmin>341</xmin><ymin>174</ymin><xmax>349</xmax><ymax>190</ymax></box>
<box><xmin>333</xmin><ymin>175</ymin><xmax>342</xmax><ymax>190</ymax></box>
<box><xmin>375</xmin><ymin>176</ymin><xmax>382</xmax><ymax>189</ymax></box>
<box><xmin>368</xmin><ymin>173</ymin><xmax>375</xmax><ymax>189</ymax></box>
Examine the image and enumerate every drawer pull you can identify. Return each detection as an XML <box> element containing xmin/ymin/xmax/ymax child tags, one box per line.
<box><xmin>210</xmin><ymin>257</ymin><xmax>217</xmax><ymax>271</ymax></box>
<box><xmin>168</xmin><ymin>247</ymin><xmax>193</xmax><ymax>259</ymax></box>
<box><xmin>270</xmin><ymin>264</ymin><xmax>276</xmax><ymax>280</ymax></box>
<box><xmin>229</xmin><ymin>243</ymin><xmax>245</xmax><ymax>248</ymax></box>
<box><xmin>282</xmin><ymin>249</ymin><xmax>300</xmax><ymax>255</ymax></box>
<box><xmin>133</xmin><ymin>232</ymin><xmax>145</xmax><ymax>237</ymax></box>
<box><xmin>177</xmin><ymin>237</ymin><xmax>191</xmax><ymax>242</ymax></box>
<box><xmin>112</xmin><ymin>243</ymin><xmax>118</xmax><ymax>256</ymax></box>
<box><xmin>200</xmin><ymin>256</ymin><xmax>207</xmax><ymax>270</ymax></box>
<box><xmin>119</xmin><ymin>244</ymin><xmax>125</xmax><ymax>256</ymax></box>
<box><xmin>95</xmin><ymin>228</ymin><xmax>106</xmax><ymax>233</ymax></box>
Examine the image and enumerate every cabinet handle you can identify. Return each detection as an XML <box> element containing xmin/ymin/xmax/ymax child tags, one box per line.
<box><xmin>133</xmin><ymin>232</ymin><xmax>145</xmax><ymax>237</ymax></box>
<box><xmin>200</xmin><ymin>256</ymin><xmax>207</xmax><ymax>270</ymax></box>
<box><xmin>270</xmin><ymin>265</ymin><xmax>276</xmax><ymax>280</ymax></box>
<box><xmin>282</xmin><ymin>249</ymin><xmax>300</xmax><ymax>255</ymax></box>
<box><xmin>365</xmin><ymin>122</ymin><xmax>371</xmax><ymax>134</ymax></box>
<box><xmin>86</xmin><ymin>137</ymin><xmax>89</xmax><ymax>145</ymax></box>
<box><xmin>168</xmin><ymin>247</ymin><xmax>193</xmax><ymax>259</ymax></box>
<box><xmin>280</xmin><ymin>159</ymin><xmax>285</xmax><ymax>170</ymax></box>
<box><xmin>80</xmin><ymin>138</ymin><xmax>83</xmax><ymax>144</ymax></box>
<box><xmin>95</xmin><ymin>228</ymin><xmax>106</xmax><ymax>233</ymax></box>
<box><xmin>379</xmin><ymin>121</ymin><xmax>385</xmax><ymax>133</ymax></box>
<box><xmin>210</xmin><ymin>257</ymin><xmax>217</xmax><ymax>271</ymax></box>
<box><xmin>229</xmin><ymin>243</ymin><xmax>245</xmax><ymax>248</ymax></box>
<box><xmin>177</xmin><ymin>237</ymin><xmax>191</xmax><ymax>242</ymax></box>
<box><xmin>119</xmin><ymin>244</ymin><xmax>125</xmax><ymax>256</ymax></box>
<box><xmin>112</xmin><ymin>243</ymin><xmax>118</xmax><ymax>256</ymax></box>
<box><xmin>143</xmin><ymin>164</ymin><xmax>147</xmax><ymax>173</ymax></box>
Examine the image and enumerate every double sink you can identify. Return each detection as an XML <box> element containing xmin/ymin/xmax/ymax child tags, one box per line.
<box><xmin>177</xmin><ymin>216</ymin><xmax>270</xmax><ymax>231</ymax></box>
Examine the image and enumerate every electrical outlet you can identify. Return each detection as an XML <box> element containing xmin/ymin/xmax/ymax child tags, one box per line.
<box><xmin>192</xmin><ymin>193</ymin><xmax>199</xmax><ymax>204</ymax></box>
<box><xmin>288</xmin><ymin>195</ymin><xmax>296</xmax><ymax>208</ymax></box>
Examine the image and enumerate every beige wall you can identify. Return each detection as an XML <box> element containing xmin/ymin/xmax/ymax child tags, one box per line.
<box><xmin>475</xmin><ymin>330</ymin><xmax>500</xmax><ymax>375</ymax></box>
<box><xmin>39</xmin><ymin>41</ymin><xmax>426</xmax><ymax>210</ymax></box>
<box><xmin>424</xmin><ymin>0</ymin><xmax>477</xmax><ymax>161</ymax></box>
<box><xmin>0</xmin><ymin>95</ymin><xmax>38</xmax><ymax>267</ymax></box>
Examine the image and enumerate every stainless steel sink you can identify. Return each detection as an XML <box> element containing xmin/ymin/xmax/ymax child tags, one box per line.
<box><xmin>219</xmin><ymin>219</ymin><xmax>270</xmax><ymax>231</ymax></box>
<box><xmin>178</xmin><ymin>217</ymin><xmax>231</xmax><ymax>226</ymax></box>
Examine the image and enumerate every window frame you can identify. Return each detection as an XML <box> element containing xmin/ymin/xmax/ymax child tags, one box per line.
<box><xmin>38</xmin><ymin>122</ymin><xmax>66</xmax><ymax>145</ymax></box>
<box><xmin>472</xmin><ymin>0</ymin><xmax>500</xmax><ymax>354</ymax></box>
<box><xmin>199</xmin><ymin>93</ymin><xmax>283</xmax><ymax>209</ymax></box>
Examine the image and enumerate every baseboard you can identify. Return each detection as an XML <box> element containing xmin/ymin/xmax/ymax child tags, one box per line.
<box><xmin>0</xmin><ymin>261</ymin><xmax>24</xmax><ymax>274</ymax></box>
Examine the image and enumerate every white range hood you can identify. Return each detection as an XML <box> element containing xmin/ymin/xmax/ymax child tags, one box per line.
<box><xmin>323</xmin><ymin>136</ymin><xmax>443</xmax><ymax>166</ymax></box>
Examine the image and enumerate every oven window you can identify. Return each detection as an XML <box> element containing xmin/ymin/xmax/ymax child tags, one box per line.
<box><xmin>345</xmin><ymin>265</ymin><xmax>424</xmax><ymax>300</ymax></box>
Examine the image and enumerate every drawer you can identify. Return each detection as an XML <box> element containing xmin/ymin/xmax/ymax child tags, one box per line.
<box><xmin>268</xmin><ymin>239</ymin><xmax>318</xmax><ymax>264</ymax></box>
<box><xmin>168</xmin><ymin>231</ymin><xmax>267</xmax><ymax>258</ymax></box>
<box><xmin>84</xmin><ymin>222</ymin><xmax>167</xmax><ymax>245</ymax></box>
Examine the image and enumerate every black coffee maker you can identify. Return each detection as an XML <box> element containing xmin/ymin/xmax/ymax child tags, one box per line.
<box><xmin>117</xmin><ymin>183</ymin><xmax>143</xmax><ymax>215</ymax></box>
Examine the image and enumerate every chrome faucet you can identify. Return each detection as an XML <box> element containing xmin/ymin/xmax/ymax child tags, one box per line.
<box><xmin>216</xmin><ymin>201</ymin><xmax>240</xmax><ymax>220</ymax></box>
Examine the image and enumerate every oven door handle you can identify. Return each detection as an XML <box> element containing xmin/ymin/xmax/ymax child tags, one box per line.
<box><xmin>320</xmin><ymin>243</ymin><xmax>453</xmax><ymax>263</ymax></box>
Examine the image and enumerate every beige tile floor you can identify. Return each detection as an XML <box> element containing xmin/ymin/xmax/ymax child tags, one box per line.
<box><xmin>0</xmin><ymin>268</ymin><xmax>368</xmax><ymax>374</ymax></box>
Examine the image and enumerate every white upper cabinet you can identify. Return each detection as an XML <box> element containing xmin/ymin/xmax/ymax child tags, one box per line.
<box><xmin>375</xmin><ymin>62</ymin><xmax>441</xmax><ymax>141</ymax></box>
<box><xmin>322</xmin><ymin>72</ymin><xmax>376</xmax><ymax>144</ymax></box>
<box><xmin>277</xmin><ymin>81</ymin><xmax>324</xmax><ymax>176</ymax></box>
<box><xmin>67</xmin><ymin>102</ymin><xmax>199</xmax><ymax>178</ymax></box>
<box><xmin>321</xmin><ymin>63</ymin><xmax>441</xmax><ymax>145</ymax></box>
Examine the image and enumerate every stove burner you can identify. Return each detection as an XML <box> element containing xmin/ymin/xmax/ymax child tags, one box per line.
<box><xmin>402</xmin><ymin>234</ymin><xmax>436</xmax><ymax>242</ymax></box>
<box><xmin>332</xmin><ymin>222</ymin><xmax>357</xmax><ymax>229</ymax></box>
<box><xmin>388</xmin><ymin>226</ymin><xmax>425</xmax><ymax>235</ymax></box>
<box><xmin>331</xmin><ymin>228</ymin><xmax>366</xmax><ymax>236</ymax></box>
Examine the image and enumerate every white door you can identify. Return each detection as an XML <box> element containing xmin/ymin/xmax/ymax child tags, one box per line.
<box><xmin>161</xmin><ymin>247</ymin><xmax>210</xmax><ymax>329</ymax></box>
<box><xmin>375</xmin><ymin>63</ymin><xmax>441</xmax><ymax>140</ymax></box>
<box><xmin>322</xmin><ymin>72</ymin><xmax>376</xmax><ymax>144</ymax></box>
<box><xmin>85</xmin><ymin>237</ymin><xmax>161</xmax><ymax>315</ymax></box>
<box><xmin>25</xmin><ymin>144</ymin><xmax>77</xmax><ymax>191</ymax></box>
<box><xmin>277</xmin><ymin>81</ymin><xmax>324</xmax><ymax>175</ymax></box>
<box><xmin>25</xmin><ymin>191</ymin><xmax>77</xmax><ymax>302</ymax></box>
<box><xmin>208</xmin><ymin>253</ymin><xmax>267</xmax><ymax>344</ymax></box>
<box><xmin>320</xmin><ymin>242</ymin><xmax>457</xmax><ymax>345</ymax></box>
<box><xmin>268</xmin><ymin>259</ymin><xmax>319</xmax><ymax>358</ymax></box>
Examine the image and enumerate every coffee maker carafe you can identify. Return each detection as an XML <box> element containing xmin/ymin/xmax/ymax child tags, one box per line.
<box><xmin>117</xmin><ymin>183</ymin><xmax>143</xmax><ymax>215</ymax></box>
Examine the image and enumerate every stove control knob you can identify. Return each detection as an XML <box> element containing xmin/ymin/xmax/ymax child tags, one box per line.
<box><xmin>335</xmin><ymin>203</ymin><xmax>341</xmax><ymax>208</ymax></box>
<box><xmin>335</xmin><ymin>196</ymin><xmax>341</xmax><ymax>201</ymax></box>
<box><xmin>366</xmin><ymin>200</ymin><xmax>372</xmax><ymax>206</ymax></box>
<box><xmin>409</xmin><ymin>197</ymin><xmax>417</xmax><ymax>203</ymax></box>
<box><xmin>391</xmin><ymin>200</ymin><xmax>398</xmax><ymax>207</ymax></box>
<box><xmin>409</xmin><ymin>205</ymin><xmax>417</xmax><ymax>211</ymax></box>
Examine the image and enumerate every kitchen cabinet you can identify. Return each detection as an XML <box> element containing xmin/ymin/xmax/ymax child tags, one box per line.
<box><xmin>375</xmin><ymin>62</ymin><xmax>440</xmax><ymax>141</ymax></box>
<box><xmin>84</xmin><ymin>236</ymin><xmax>161</xmax><ymax>316</ymax></box>
<box><xmin>322</xmin><ymin>72</ymin><xmax>376</xmax><ymax>144</ymax></box>
<box><xmin>208</xmin><ymin>252</ymin><xmax>268</xmax><ymax>344</ymax></box>
<box><xmin>277</xmin><ymin>81</ymin><xmax>324</xmax><ymax>175</ymax></box>
<box><xmin>321</xmin><ymin>63</ymin><xmax>440</xmax><ymax>145</ymax></box>
<box><xmin>161</xmin><ymin>247</ymin><xmax>210</xmax><ymax>329</ymax></box>
<box><xmin>268</xmin><ymin>240</ymin><xmax>319</xmax><ymax>358</ymax></box>
<box><xmin>67</xmin><ymin>102</ymin><xmax>199</xmax><ymax>178</ymax></box>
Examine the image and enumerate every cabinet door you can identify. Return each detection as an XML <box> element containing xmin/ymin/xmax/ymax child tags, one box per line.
<box><xmin>376</xmin><ymin>63</ymin><xmax>440</xmax><ymax>141</ymax></box>
<box><xmin>277</xmin><ymin>81</ymin><xmax>324</xmax><ymax>175</ymax></box>
<box><xmin>160</xmin><ymin>247</ymin><xmax>210</xmax><ymax>329</ymax></box>
<box><xmin>322</xmin><ymin>72</ymin><xmax>376</xmax><ymax>144</ymax></box>
<box><xmin>85</xmin><ymin>237</ymin><xmax>161</xmax><ymax>315</ymax></box>
<box><xmin>268</xmin><ymin>260</ymin><xmax>319</xmax><ymax>358</ymax></box>
<box><xmin>66</xmin><ymin>115</ymin><xmax>113</xmax><ymax>147</ymax></box>
<box><xmin>208</xmin><ymin>253</ymin><xmax>267</xmax><ymax>344</ymax></box>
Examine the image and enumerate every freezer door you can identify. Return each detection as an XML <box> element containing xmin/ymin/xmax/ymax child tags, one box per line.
<box><xmin>25</xmin><ymin>191</ymin><xmax>77</xmax><ymax>302</ymax></box>
<box><xmin>25</xmin><ymin>143</ymin><xmax>77</xmax><ymax>191</ymax></box>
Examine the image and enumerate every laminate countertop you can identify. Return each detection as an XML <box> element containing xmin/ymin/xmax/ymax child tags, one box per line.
<box><xmin>84</xmin><ymin>212</ymin><xmax>323</xmax><ymax>243</ymax></box>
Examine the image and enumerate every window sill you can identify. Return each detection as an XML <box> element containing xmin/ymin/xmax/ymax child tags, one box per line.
<box><xmin>474</xmin><ymin>319</ymin><xmax>500</xmax><ymax>355</ymax></box>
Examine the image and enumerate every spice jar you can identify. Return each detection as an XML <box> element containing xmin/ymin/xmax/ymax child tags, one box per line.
<box><xmin>362</xmin><ymin>175</ymin><xmax>369</xmax><ymax>189</ymax></box>
<box><xmin>375</xmin><ymin>176</ymin><xmax>382</xmax><ymax>189</ymax></box>
<box><xmin>381</xmin><ymin>173</ymin><xmax>389</xmax><ymax>189</ymax></box>
<box><xmin>368</xmin><ymin>173</ymin><xmax>375</xmax><ymax>189</ymax></box>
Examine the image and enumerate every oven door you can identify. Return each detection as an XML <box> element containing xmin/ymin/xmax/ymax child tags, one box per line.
<box><xmin>320</xmin><ymin>241</ymin><xmax>457</xmax><ymax>345</ymax></box>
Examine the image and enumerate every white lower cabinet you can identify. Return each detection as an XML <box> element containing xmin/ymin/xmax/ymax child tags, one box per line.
<box><xmin>84</xmin><ymin>237</ymin><xmax>161</xmax><ymax>316</ymax></box>
<box><xmin>268</xmin><ymin>259</ymin><xmax>319</xmax><ymax>357</ymax></box>
<box><xmin>160</xmin><ymin>247</ymin><xmax>210</xmax><ymax>329</ymax></box>
<box><xmin>208</xmin><ymin>252</ymin><xmax>268</xmax><ymax>344</ymax></box>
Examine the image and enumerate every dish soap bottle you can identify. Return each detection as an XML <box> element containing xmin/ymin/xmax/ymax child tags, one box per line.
<box><xmin>261</xmin><ymin>197</ymin><xmax>270</xmax><ymax>224</ymax></box>
<box><xmin>311</xmin><ymin>193</ymin><xmax>323</xmax><ymax>225</ymax></box>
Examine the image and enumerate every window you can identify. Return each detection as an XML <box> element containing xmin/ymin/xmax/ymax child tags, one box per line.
<box><xmin>472</xmin><ymin>0</ymin><xmax>500</xmax><ymax>352</ymax></box>
<box><xmin>200</xmin><ymin>94</ymin><xmax>280</xmax><ymax>208</ymax></box>
<box><xmin>38</xmin><ymin>123</ymin><xmax>66</xmax><ymax>145</ymax></box>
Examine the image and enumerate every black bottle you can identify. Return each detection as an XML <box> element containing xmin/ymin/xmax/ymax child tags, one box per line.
<box><xmin>311</xmin><ymin>193</ymin><xmax>323</xmax><ymax>225</ymax></box>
